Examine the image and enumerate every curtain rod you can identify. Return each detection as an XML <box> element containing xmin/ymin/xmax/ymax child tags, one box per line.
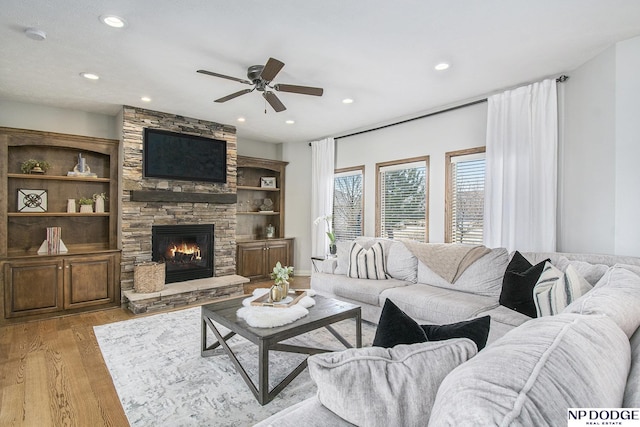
<box><xmin>309</xmin><ymin>75</ymin><xmax>569</xmax><ymax>144</ymax></box>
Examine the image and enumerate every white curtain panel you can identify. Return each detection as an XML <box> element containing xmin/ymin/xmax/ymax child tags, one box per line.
<box><xmin>484</xmin><ymin>78</ymin><xmax>558</xmax><ymax>252</ymax></box>
<box><xmin>311</xmin><ymin>137</ymin><xmax>335</xmax><ymax>257</ymax></box>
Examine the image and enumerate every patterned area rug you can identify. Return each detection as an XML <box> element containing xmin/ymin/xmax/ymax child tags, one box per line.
<box><xmin>95</xmin><ymin>306</ymin><xmax>375</xmax><ymax>427</ymax></box>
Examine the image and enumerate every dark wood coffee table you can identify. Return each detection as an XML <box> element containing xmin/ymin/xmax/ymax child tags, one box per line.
<box><xmin>201</xmin><ymin>294</ymin><xmax>362</xmax><ymax>405</ymax></box>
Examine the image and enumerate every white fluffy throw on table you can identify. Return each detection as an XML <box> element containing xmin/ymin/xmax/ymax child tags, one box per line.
<box><xmin>236</xmin><ymin>288</ymin><xmax>316</xmax><ymax>328</ymax></box>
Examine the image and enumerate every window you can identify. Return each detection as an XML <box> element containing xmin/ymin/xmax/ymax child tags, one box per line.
<box><xmin>333</xmin><ymin>166</ymin><xmax>364</xmax><ymax>241</ymax></box>
<box><xmin>376</xmin><ymin>156</ymin><xmax>429</xmax><ymax>242</ymax></box>
<box><xmin>445</xmin><ymin>147</ymin><xmax>486</xmax><ymax>244</ymax></box>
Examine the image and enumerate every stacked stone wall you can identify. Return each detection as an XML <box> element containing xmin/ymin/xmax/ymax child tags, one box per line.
<box><xmin>120</xmin><ymin>106</ymin><xmax>237</xmax><ymax>292</ymax></box>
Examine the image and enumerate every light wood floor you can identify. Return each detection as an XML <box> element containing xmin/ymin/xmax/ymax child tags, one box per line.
<box><xmin>0</xmin><ymin>277</ymin><xmax>310</xmax><ymax>427</ymax></box>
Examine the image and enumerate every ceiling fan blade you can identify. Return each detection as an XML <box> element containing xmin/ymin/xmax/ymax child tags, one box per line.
<box><xmin>263</xmin><ymin>91</ymin><xmax>286</xmax><ymax>112</ymax></box>
<box><xmin>215</xmin><ymin>89</ymin><xmax>253</xmax><ymax>103</ymax></box>
<box><xmin>274</xmin><ymin>83</ymin><xmax>324</xmax><ymax>97</ymax></box>
<box><xmin>259</xmin><ymin>58</ymin><xmax>285</xmax><ymax>82</ymax></box>
<box><xmin>197</xmin><ymin>69</ymin><xmax>251</xmax><ymax>85</ymax></box>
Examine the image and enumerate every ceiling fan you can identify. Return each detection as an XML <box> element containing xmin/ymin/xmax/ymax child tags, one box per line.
<box><xmin>197</xmin><ymin>57</ymin><xmax>323</xmax><ymax>113</ymax></box>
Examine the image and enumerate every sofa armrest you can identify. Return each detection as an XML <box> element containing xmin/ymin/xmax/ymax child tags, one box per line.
<box><xmin>312</xmin><ymin>257</ymin><xmax>338</xmax><ymax>274</ymax></box>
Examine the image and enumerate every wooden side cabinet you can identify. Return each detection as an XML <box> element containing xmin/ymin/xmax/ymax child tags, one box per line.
<box><xmin>64</xmin><ymin>252</ymin><xmax>119</xmax><ymax>309</ymax></box>
<box><xmin>2</xmin><ymin>251</ymin><xmax>121</xmax><ymax>319</ymax></box>
<box><xmin>237</xmin><ymin>238</ymin><xmax>293</xmax><ymax>281</ymax></box>
<box><xmin>3</xmin><ymin>258</ymin><xmax>64</xmax><ymax>317</ymax></box>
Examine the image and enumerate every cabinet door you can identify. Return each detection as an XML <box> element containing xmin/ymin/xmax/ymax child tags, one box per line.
<box><xmin>3</xmin><ymin>259</ymin><xmax>64</xmax><ymax>318</ymax></box>
<box><xmin>266</xmin><ymin>239</ymin><xmax>292</xmax><ymax>271</ymax></box>
<box><xmin>237</xmin><ymin>242</ymin><xmax>268</xmax><ymax>280</ymax></box>
<box><xmin>64</xmin><ymin>253</ymin><xmax>116</xmax><ymax>309</ymax></box>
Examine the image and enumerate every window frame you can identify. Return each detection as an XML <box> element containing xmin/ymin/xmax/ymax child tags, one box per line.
<box><xmin>445</xmin><ymin>146</ymin><xmax>486</xmax><ymax>244</ymax></box>
<box><xmin>333</xmin><ymin>165</ymin><xmax>365</xmax><ymax>241</ymax></box>
<box><xmin>375</xmin><ymin>155</ymin><xmax>430</xmax><ymax>242</ymax></box>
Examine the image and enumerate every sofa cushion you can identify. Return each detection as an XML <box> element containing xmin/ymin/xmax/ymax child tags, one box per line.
<box><xmin>564</xmin><ymin>264</ymin><xmax>640</xmax><ymax>338</ymax></box>
<box><xmin>253</xmin><ymin>396</ymin><xmax>355</xmax><ymax>427</ymax></box>
<box><xmin>429</xmin><ymin>313</ymin><xmax>631</xmax><ymax>426</ymax></box>
<box><xmin>380</xmin><ymin>284</ymin><xmax>498</xmax><ymax>324</ymax></box>
<box><xmin>308</xmin><ymin>339</ymin><xmax>477</xmax><ymax>427</ymax></box>
<box><xmin>347</xmin><ymin>241</ymin><xmax>389</xmax><ymax>280</ymax></box>
<box><xmin>533</xmin><ymin>262</ymin><xmax>592</xmax><ymax>317</ymax></box>
<box><xmin>333</xmin><ymin>240</ymin><xmax>352</xmax><ymax>275</ymax></box>
<box><xmin>519</xmin><ymin>252</ymin><xmax>636</xmax><ymax>285</ymax></box>
<box><xmin>499</xmin><ymin>251</ymin><xmax>549</xmax><ymax>317</ymax></box>
<box><xmin>372</xmin><ymin>299</ymin><xmax>491</xmax><ymax>350</ymax></box>
<box><xmin>417</xmin><ymin>247</ymin><xmax>509</xmax><ymax>298</ymax></box>
<box><xmin>476</xmin><ymin>305</ymin><xmax>532</xmax><ymax>343</ymax></box>
<box><xmin>372</xmin><ymin>299</ymin><xmax>427</xmax><ymax>348</ymax></box>
<box><xmin>386</xmin><ymin>241</ymin><xmax>418</xmax><ymax>283</ymax></box>
<box><xmin>624</xmin><ymin>327</ymin><xmax>640</xmax><ymax>407</ymax></box>
<box><xmin>332</xmin><ymin>276</ymin><xmax>408</xmax><ymax>306</ymax></box>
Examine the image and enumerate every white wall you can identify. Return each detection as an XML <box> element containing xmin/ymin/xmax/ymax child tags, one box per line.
<box><xmin>559</xmin><ymin>46</ymin><xmax>617</xmax><ymax>254</ymax></box>
<box><xmin>237</xmin><ymin>136</ymin><xmax>281</xmax><ymax>160</ymax></box>
<box><xmin>0</xmin><ymin>100</ymin><xmax>118</xmax><ymax>139</ymax></box>
<box><xmin>614</xmin><ymin>36</ymin><xmax>640</xmax><ymax>256</ymax></box>
<box><xmin>561</xmin><ymin>35</ymin><xmax>640</xmax><ymax>257</ymax></box>
<box><xmin>282</xmin><ymin>140</ymin><xmax>313</xmax><ymax>274</ymax></box>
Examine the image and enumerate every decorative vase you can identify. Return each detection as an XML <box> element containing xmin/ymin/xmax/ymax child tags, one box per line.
<box><xmin>79</xmin><ymin>204</ymin><xmax>93</xmax><ymax>213</ymax></box>
<box><xmin>279</xmin><ymin>280</ymin><xmax>289</xmax><ymax>296</ymax></box>
<box><xmin>95</xmin><ymin>195</ymin><xmax>105</xmax><ymax>213</ymax></box>
<box><xmin>329</xmin><ymin>243</ymin><xmax>337</xmax><ymax>256</ymax></box>
<box><xmin>67</xmin><ymin>199</ymin><xmax>76</xmax><ymax>213</ymax></box>
<box><xmin>270</xmin><ymin>284</ymin><xmax>284</xmax><ymax>302</ymax></box>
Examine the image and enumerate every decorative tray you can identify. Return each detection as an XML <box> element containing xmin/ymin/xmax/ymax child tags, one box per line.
<box><xmin>250</xmin><ymin>289</ymin><xmax>307</xmax><ymax>308</ymax></box>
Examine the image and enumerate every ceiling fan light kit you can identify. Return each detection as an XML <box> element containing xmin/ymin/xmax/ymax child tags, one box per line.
<box><xmin>197</xmin><ymin>57</ymin><xmax>324</xmax><ymax>113</ymax></box>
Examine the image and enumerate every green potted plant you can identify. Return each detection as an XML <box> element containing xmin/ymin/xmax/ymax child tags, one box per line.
<box><xmin>78</xmin><ymin>197</ymin><xmax>94</xmax><ymax>213</ymax></box>
<box><xmin>21</xmin><ymin>159</ymin><xmax>50</xmax><ymax>174</ymax></box>
<box><xmin>270</xmin><ymin>262</ymin><xmax>294</xmax><ymax>301</ymax></box>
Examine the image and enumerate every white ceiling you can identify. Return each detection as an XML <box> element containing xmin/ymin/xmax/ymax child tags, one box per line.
<box><xmin>2</xmin><ymin>1</ymin><xmax>640</xmax><ymax>144</ymax></box>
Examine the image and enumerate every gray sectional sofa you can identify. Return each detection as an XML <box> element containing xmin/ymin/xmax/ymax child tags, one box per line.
<box><xmin>256</xmin><ymin>238</ymin><xmax>640</xmax><ymax>426</ymax></box>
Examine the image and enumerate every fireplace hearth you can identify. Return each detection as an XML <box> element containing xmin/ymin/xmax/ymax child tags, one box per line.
<box><xmin>152</xmin><ymin>224</ymin><xmax>214</xmax><ymax>283</ymax></box>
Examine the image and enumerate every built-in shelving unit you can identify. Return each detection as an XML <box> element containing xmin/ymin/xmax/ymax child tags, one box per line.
<box><xmin>236</xmin><ymin>156</ymin><xmax>293</xmax><ymax>280</ymax></box>
<box><xmin>0</xmin><ymin>127</ymin><xmax>121</xmax><ymax>323</ymax></box>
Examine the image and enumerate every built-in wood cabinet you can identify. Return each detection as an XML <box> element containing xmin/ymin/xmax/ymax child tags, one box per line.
<box><xmin>0</xmin><ymin>127</ymin><xmax>121</xmax><ymax>323</ymax></box>
<box><xmin>236</xmin><ymin>156</ymin><xmax>293</xmax><ymax>280</ymax></box>
<box><xmin>237</xmin><ymin>238</ymin><xmax>294</xmax><ymax>281</ymax></box>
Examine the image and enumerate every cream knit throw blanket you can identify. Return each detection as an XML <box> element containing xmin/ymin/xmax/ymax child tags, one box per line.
<box><xmin>401</xmin><ymin>240</ymin><xmax>490</xmax><ymax>283</ymax></box>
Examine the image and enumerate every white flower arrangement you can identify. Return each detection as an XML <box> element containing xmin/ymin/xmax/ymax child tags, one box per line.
<box><xmin>314</xmin><ymin>214</ymin><xmax>335</xmax><ymax>244</ymax></box>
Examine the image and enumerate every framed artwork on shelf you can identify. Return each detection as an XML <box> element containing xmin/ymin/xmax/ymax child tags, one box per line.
<box><xmin>260</xmin><ymin>177</ymin><xmax>277</xmax><ymax>188</ymax></box>
<box><xmin>18</xmin><ymin>189</ymin><xmax>48</xmax><ymax>212</ymax></box>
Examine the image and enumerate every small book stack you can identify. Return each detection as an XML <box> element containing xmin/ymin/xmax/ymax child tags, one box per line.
<box><xmin>47</xmin><ymin>226</ymin><xmax>61</xmax><ymax>254</ymax></box>
<box><xmin>37</xmin><ymin>226</ymin><xmax>68</xmax><ymax>255</ymax></box>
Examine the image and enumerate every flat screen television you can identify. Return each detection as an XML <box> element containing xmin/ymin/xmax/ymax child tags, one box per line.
<box><xmin>143</xmin><ymin>128</ymin><xmax>227</xmax><ymax>183</ymax></box>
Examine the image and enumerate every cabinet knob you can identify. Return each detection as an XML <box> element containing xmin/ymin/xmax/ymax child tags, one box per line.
<box><xmin>58</xmin><ymin>266</ymin><xmax>62</xmax><ymax>270</ymax></box>
<box><xmin>65</xmin><ymin>265</ymin><xmax>70</xmax><ymax>269</ymax></box>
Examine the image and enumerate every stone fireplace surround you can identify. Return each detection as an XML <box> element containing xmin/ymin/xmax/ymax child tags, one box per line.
<box><xmin>120</xmin><ymin>106</ymin><xmax>246</xmax><ymax>312</ymax></box>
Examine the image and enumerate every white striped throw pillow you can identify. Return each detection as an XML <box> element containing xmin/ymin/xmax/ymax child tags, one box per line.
<box><xmin>533</xmin><ymin>261</ymin><xmax>593</xmax><ymax>317</ymax></box>
<box><xmin>347</xmin><ymin>241</ymin><xmax>389</xmax><ymax>280</ymax></box>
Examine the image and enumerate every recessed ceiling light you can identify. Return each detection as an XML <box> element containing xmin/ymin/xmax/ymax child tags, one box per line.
<box><xmin>435</xmin><ymin>62</ymin><xmax>450</xmax><ymax>71</ymax></box>
<box><xmin>237</xmin><ymin>117</ymin><xmax>246</xmax><ymax>122</ymax></box>
<box><xmin>141</xmin><ymin>96</ymin><xmax>151</xmax><ymax>102</ymax></box>
<box><xmin>342</xmin><ymin>98</ymin><xmax>354</xmax><ymax>104</ymax></box>
<box><xmin>80</xmin><ymin>72</ymin><xmax>100</xmax><ymax>80</ymax></box>
<box><xmin>285</xmin><ymin>120</ymin><xmax>295</xmax><ymax>125</ymax></box>
<box><xmin>24</xmin><ymin>28</ymin><xmax>46</xmax><ymax>41</ymax></box>
<box><xmin>100</xmin><ymin>15</ymin><xmax>127</xmax><ymax>28</ymax></box>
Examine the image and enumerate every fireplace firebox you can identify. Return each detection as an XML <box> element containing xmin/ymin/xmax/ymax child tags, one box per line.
<box><xmin>151</xmin><ymin>224</ymin><xmax>214</xmax><ymax>283</ymax></box>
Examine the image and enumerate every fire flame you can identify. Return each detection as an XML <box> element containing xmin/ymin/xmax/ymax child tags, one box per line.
<box><xmin>168</xmin><ymin>243</ymin><xmax>202</xmax><ymax>260</ymax></box>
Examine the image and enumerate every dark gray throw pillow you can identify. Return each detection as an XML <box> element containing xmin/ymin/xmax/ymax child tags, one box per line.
<box><xmin>373</xmin><ymin>299</ymin><xmax>491</xmax><ymax>350</ymax></box>
<box><xmin>499</xmin><ymin>251</ymin><xmax>550</xmax><ymax>318</ymax></box>
<box><xmin>372</xmin><ymin>298</ymin><xmax>428</xmax><ymax>348</ymax></box>
<box><xmin>421</xmin><ymin>315</ymin><xmax>491</xmax><ymax>351</ymax></box>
